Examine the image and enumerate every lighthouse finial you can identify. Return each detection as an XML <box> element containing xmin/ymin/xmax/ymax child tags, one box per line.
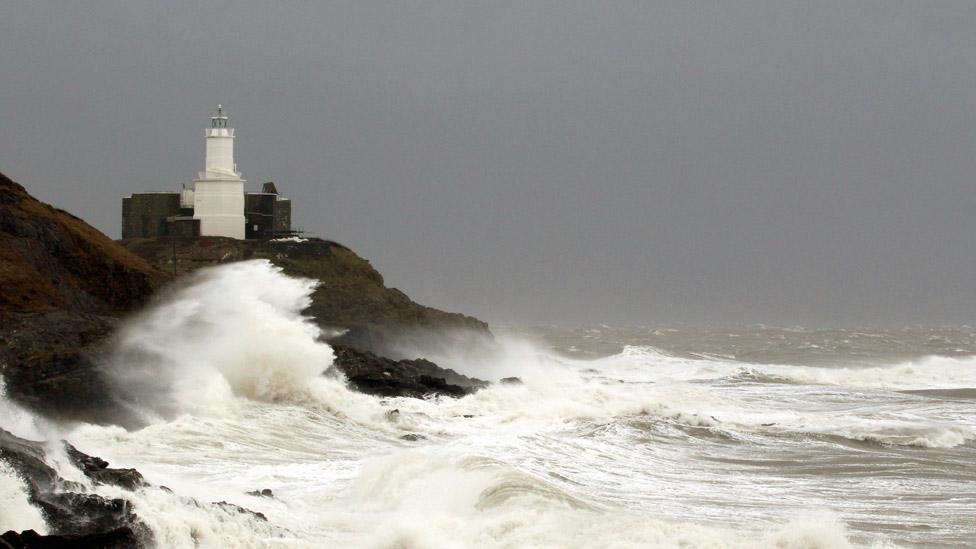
<box><xmin>211</xmin><ymin>104</ymin><xmax>228</xmax><ymax>128</ymax></box>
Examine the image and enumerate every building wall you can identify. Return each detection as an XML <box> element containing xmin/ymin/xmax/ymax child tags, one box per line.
<box><xmin>167</xmin><ymin>217</ymin><xmax>200</xmax><ymax>237</ymax></box>
<box><xmin>193</xmin><ymin>180</ymin><xmax>245</xmax><ymax>239</ymax></box>
<box><xmin>245</xmin><ymin>193</ymin><xmax>274</xmax><ymax>239</ymax></box>
<box><xmin>274</xmin><ymin>198</ymin><xmax>292</xmax><ymax>234</ymax></box>
<box><xmin>203</xmin><ymin>128</ymin><xmax>237</xmax><ymax>178</ymax></box>
<box><xmin>121</xmin><ymin>193</ymin><xmax>182</xmax><ymax>238</ymax></box>
<box><xmin>123</xmin><ymin>188</ymin><xmax>290</xmax><ymax>240</ymax></box>
<box><xmin>245</xmin><ymin>193</ymin><xmax>292</xmax><ymax>238</ymax></box>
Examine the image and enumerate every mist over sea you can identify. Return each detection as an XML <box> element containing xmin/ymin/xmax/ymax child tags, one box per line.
<box><xmin>3</xmin><ymin>262</ymin><xmax>974</xmax><ymax>548</ymax></box>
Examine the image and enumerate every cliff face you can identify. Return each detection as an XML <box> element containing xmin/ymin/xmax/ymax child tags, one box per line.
<box><xmin>119</xmin><ymin>237</ymin><xmax>492</xmax><ymax>357</ymax></box>
<box><xmin>0</xmin><ymin>171</ymin><xmax>169</xmax><ymax>421</ymax></box>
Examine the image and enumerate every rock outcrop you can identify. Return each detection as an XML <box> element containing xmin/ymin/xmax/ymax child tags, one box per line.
<box><xmin>63</xmin><ymin>443</ymin><xmax>146</xmax><ymax>491</ymax></box>
<box><xmin>329</xmin><ymin>344</ymin><xmax>488</xmax><ymax>398</ymax></box>
<box><xmin>0</xmin><ymin>171</ymin><xmax>170</xmax><ymax>422</ymax></box>
<box><xmin>1</xmin><ymin>527</ymin><xmax>140</xmax><ymax>549</ymax></box>
<box><xmin>0</xmin><ymin>429</ymin><xmax>150</xmax><ymax>548</ymax></box>
<box><xmin>1</xmin><ymin>428</ymin><xmax>271</xmax><ymax>548</ymax></box>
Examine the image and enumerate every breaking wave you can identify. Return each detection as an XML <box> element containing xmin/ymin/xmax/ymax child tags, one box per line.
<box><xmin>728</xmin><ymin>356</ymin><xmax>976</xmax><ymax>391</ymax></box>
<box><xmin>332</xmin><ymin>452</ymin><xmax>867</xmax><ymax>549</ymax></box>
<box><xmin>102</xmin><ymin>260</ymin><xmax>382</xmax><ymax>425</ymax></box>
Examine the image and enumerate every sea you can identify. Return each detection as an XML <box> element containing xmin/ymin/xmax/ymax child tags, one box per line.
<box><xmin>1</xmin><ymin>260</ymin><xmax>974</xmax><ymax>548</ymax></box>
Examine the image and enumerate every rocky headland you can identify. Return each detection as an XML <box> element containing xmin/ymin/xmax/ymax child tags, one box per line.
<box><xmin>0</xmin><ymin>170</ymin><xmax>493</xmax><ymax>545</ymax></box>
<box><xmin>1</xmin><ymin>170</ymin><xmax>492</xmax><ymax>416</ymax></box>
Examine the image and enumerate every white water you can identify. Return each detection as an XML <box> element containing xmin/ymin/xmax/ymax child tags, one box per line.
<box><xmin>0</xmin><ymin>461</ymin><xmax>48</xmax><ymax>534</ymax></box>
<box><xmin>3</xmin><ymin>260</ymin><xmax>974</xmax><ymax>547</ymax></box>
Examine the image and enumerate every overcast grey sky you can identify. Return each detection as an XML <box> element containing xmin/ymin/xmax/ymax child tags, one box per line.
<box><xmin>2</xmin><ymin>1</ymin><xmax>975</xmax><ymax>326</ymax></box>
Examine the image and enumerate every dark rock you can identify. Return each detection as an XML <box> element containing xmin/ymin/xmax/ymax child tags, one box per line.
<box><xmin>1</xmin><ymin>527</ymin><xmax>139</xmax><ymax>549</ymax></box>
<box><xmin>0</xmin><ymin>313</ymin><xmax>132</xmax><ymax>424</ymax></box>
<box><xmin>0</xmin><ymin>430</ymin><xmax>60</xmax><ymax>496</ymax></box>
<box><xmin>0</xmin><ymin>429</ymin><xmax>149</xmax><ymax>547</ymax></box>
<box><xmin>399</xmin><ymin>434</ymin><xmax>426</xmax><ymax>441</ymax></box>
<box><xmin>499</xmin><ymin>377</ymin><xmax>523</xmax><ymax>385</ymax></box>
<box><xmin>64</xmin><ymin>443</ymin><xmax>146</xmax><ymax>490</ymax></box>
<box><xmin>33</xmin><ymin>492</ymin><xmax>140</xmax><ymax>539</ymax></box>
<box><xmin>329</xmin><ymin>344</ymin><xmax>489</xmax><ymax>399</ymax></box>
<box><xmin>246</xmin><ymin>489</ymin><xmax>274</xmax><ymax>498</ymax></box>
<box><xmin>212</xmin><ymin>501</ymin><xmax>267</xmax><ymax>522</ymax></box>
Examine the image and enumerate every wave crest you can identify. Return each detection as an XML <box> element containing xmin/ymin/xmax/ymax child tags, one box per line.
<box><xmin>104</xmin><ymin>260</ymin><xmax>342</xmax><ymax>422</ymax></box>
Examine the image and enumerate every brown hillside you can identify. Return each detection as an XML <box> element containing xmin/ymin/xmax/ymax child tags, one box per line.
<box><xmin>0</xmin><ymin>171</ymin><xmax>169</xmax><ymax>421</ymax></box>
<box><xmin>0</xmin><ymin>172</ymin><xmax>167</xmax><ymax>319</ymax></box>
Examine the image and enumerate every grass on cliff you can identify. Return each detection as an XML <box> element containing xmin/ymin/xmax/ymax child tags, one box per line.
<box><xmin>252</xmin><ymin>245</ymin><xmax>389</xmax><ymax>298</ymax></box>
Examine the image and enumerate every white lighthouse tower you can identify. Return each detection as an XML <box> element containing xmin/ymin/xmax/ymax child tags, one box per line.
<box><xmin>192</xmin><ymin>105</ymin><xmax>246</xmax><ymax>239</ymax></box>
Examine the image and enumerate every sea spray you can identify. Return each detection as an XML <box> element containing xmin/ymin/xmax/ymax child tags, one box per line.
<box><xmin>102</xmin><ymin>260</ymin><xmax>379</xmax><ymax>423</ymax></box>
<box><xmin>0</xmin><ymin>461</ymin><xmax>48</xmax><ymax>534</ymax></box>
<box><xmin>0</xmin><ymin>380</ymin><xmax>58</xmax><ymax>441</ymax></box>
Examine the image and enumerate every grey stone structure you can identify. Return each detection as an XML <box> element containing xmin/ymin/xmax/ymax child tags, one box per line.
<box><xmin>245</xmin><ymin>182</ymin><xmax>292</xmax><ymax>239</ymax></box>
<box><xmin>167</xmin><ymin>216</ymin><xmax>201</xmax><ymax>237</ymax></box>
<box><xmin>122</xmin><ymin>182</ymin><xmax>292</xmax><ymax>239</ymax></box>
<box><xmin>121</xmin><ymin>193</ymin><xmax>188</xmax><ymax>238</ymax></box>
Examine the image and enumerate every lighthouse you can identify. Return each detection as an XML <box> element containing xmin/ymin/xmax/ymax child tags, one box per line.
<box><xmin>191</xmin><ymin>105</ymin><xmax>246</xmax><ymax>239</ymax></box>
<box><xmin>121</xmin><ymin>105</ymin><xmax>293</xmax><ymax>240</ymax></box>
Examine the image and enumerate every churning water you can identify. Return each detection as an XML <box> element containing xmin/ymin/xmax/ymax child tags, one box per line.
<box><xmin>2</xmin><ymin>261</ymin><xmax>974</xmax><ymax>548</ymax></box>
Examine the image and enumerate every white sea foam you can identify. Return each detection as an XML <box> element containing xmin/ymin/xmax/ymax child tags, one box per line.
<box><xmin>32</xmin><ymin>264</ymin><xmax>967</xmax><ymax>546</ymax></box>
<box><xmin>753</xmin><ymin>355</ymin><xmax>976</xmax><ymax>390</ymax></box>
<box><xmin>102</xmin><ymin>260</ymin><xmax>383</xmax><ymax>426</ymax></box>
<box><xmin>370</xmin><ymin>343</ymin><xmax>974</xmax><ymax>449</ymax></box>
<box><xmin>73</xmin><ymin>439</ymin><xmax>869</xmax><ymax>549</ymax></box>
<box><xmin>604</xmin><ymin>345</ymin><xmax>976</xmax><ymax>390</ymax></box>
<box><xmin>0</xmin><ymin>460</ymin><xmax>48</xmax><ymax>535</ymax></box>
<box><xmin>298</xmin><ymin>451</ymin><xmax>868</xmax><ymax>549</ymax></box>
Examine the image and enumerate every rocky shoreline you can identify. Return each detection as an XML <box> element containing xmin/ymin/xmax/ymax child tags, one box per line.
<box><xmin>1</xmin><ymin>428</ymin><xmax>149</xmax><ymax>548</ymax></box>
<box><xmin>1</xmin><ymin>427</ymin><xmax>284</xmax><ymax>548</ymax></box>
<box><xmin>329</xmin><ymin>344</ymin><xmax>488</xmax><ymax>398</ymax></box>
